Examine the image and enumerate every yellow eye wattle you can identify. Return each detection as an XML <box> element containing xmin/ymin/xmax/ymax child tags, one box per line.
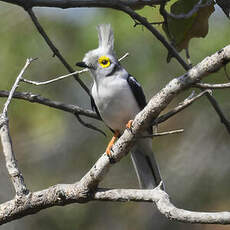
<box><xmin>98</xmin><ymin>56</ymin><xmax>111</xmax><ymax>68</ymax></box>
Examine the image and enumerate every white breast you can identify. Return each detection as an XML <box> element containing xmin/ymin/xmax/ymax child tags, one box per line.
<box><xmin>92</xmin><ymin>75</ymin><xmax>140</xmax><ymax>132</ymax></box>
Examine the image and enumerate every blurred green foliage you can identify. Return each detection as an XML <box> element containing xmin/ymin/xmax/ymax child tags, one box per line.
<box><xmin>0</xmin><ymin>2</ymin><xmax>230</xmax><ymax>230</ymax></box>
<box><xmin>163</xmin><ymin>0</ymin><xmax>215</xmax><ymax>52</ymax></box>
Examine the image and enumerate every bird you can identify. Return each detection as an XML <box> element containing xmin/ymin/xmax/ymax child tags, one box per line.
<box><xmin>76</xmin><ymin>24</ymin><xmax>163</xmax><ymax>189</ymax></box>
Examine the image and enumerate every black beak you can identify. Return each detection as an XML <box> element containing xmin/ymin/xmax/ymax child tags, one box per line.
<box><xmin>76</xmin><ymin>61</ymin><xmax>89</xmax><ymax>68</ymax></box>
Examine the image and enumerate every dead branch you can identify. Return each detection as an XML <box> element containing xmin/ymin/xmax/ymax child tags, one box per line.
<box><xmin>0</xmin><ymin>0</ymin><xmax>163</xmax><ymax>9</ymax></box>
<box><xmin>195</xmin><ymin>82</ymin><xmax>230</xmax><ymax>89</ymax></box>
<box><xmin>21</xmin><ymin>69</ymin><xmax>88</xmax><ymax>86</ymax></box>
<box><xmin>0</xmin><ymin>42</ymin><xmax>230</xmax><ymax>226</ymax></box>
<box><xmin>26</xmin><ymin>9</ymin><xmax>92</xmax><ymax>96</ymax></box>
<box><xmin>2</xmin><ymin>0</ymin><xmax>228</xmax><ymax>135</ymax></box>
<box><xmin>0</xmin><ymin>90</ymin><xmax>99</xmax><ymax>120</ymax></box>
<box><xmin>79</xmin><ymin>44</ymin><xmax>230</xmax><ymax>191</ymax></box>
<box><xmin>0</xmin><ymin>0</ymin><xmax>230</xmax><ymax>226</ymax></box>
<box><xmin>204</xmin><ymin>91</ymin><xmax>230</xmax><ymax>133</ymax></box>
<box><xmin>153</xmin><ymin>90</ymin><xmax>212</xmax><ymax>125</ymax></box>
<box><xmin>1</xmin><ymin>182</ymin><xmax>230</xmax><ymax>225</ymax></box>
<box><xmin>0</xmin><ymin>59</ymin><xmax>34</xmax><ymax>197</ymax></box>
<box><xmin>143</xmin><ymin>129</ymin><xmax>184</xmax><ymax>138</ymax></box>
<box><xmin>21</xmin><ymin>52</ymin><xmax>129</xmax><ymax>86</ymax></box>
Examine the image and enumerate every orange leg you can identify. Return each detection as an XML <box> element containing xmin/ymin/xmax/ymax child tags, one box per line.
<box><xmin>126</xmin><ymin>120</ymin><xmax>133</xmax><ymax>129</ymax></box>
<box><xmin>106</xmin><ymin>130</ymin><xmax>120</xmax><ymax>156</ymax></box>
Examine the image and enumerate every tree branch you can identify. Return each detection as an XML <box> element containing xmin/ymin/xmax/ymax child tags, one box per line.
<box><xmin>0</xmin><ymin>0</ymin><xmax>164</xmax><ymax>9</ymax></box>
<box><xmin>26</xmin><ymin>8</ymin><xmax>91</xmax><ymax>96</ymax></box>
<box><xmin>204</xmin><ymin>91</ymin><xmax>230</xmax><ymax>133</ymax></box>
<box><xmin>0</xmin><ymin>42</ymin><xmax>230</xmax><ymax>226</ymax></box>
<box><xmin>0</xmin><ymin>59</ymin><xmax>34</xmax><ymax>197</ymax></box>
<box><xmin>79</xmin><ymin>45</ymin><xmax>230</xmax><ymax>190</ymax></box>
<box><xmin>1</xmin><ymin>0</ymin><xmax>188</xmax><ymax>70</ymax></box>
<box><xmin>1</xmin><ymin>183</ymin><xmax>230</xmax><ymax>225</ymax></box>
<box><xmin>0</xmin><ymin>90</ymin><xmax>99</xmax><ymax>120</ymax></box>
<box><xmin>2</xmin><ymin>0</ymin><xmax>229</xmax><ymax>135</ymax></box>
<box><xmin>95</xmin><ymin>186</ymin><xmax>230</xmax><ymax>224</ymax></box>
<box><xmin>116</xmin><ymin>4</ymin><xmax>190</xmax><ymax>71</ymax></box>
<box><xmin>1</xmin><ymin>1</ymin><xmax>230</xmax><ymax>225</ymax></box>
<box><xmin>117</xmin><ymin>5</ymin><xmax>230</xmax><ymax>135</ymax></box>
<box><xmin>142</xmin><ymin>129</ymin><xmax>184</xmax><ymax>138</ymax></box>
<box><xmin>195</xmin><ymin>82</ymin><xmax>230</xmax><ymax>89</ymax></box>
<box><xmin>21</xmin><ymin>52</ymin><xmax>129</xmax><ymax>86</ymax></box>
<box><xmin>153</xmin><ymin>90</ymin><xmax>212</xmax><ymax>125</ymax></box>
<box><xmin>24</xmin><ymin>8</ymin><xmax>108</xmax><ymax>133</ymax></box>
<box><xmin>21</xmin><ymin>69</ymin><xmax>88</xmax><ymax>86</ymax></box>
<box><xmin>3</xmin><ymin>0</ymin><xmax>228</xmax><ymax>135</ymax></box>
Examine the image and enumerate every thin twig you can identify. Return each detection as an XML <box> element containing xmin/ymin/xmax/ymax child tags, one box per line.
<box><xmin>204</xmin><ymin>91</ymin><xmax>230</xmax><ymax>133</ymax></box>
<box><xmin>153</xmin><ymin>90</ymin><xmax>212</xmax><ymax>125</ymax></box>
<box><xmin>80</xmin><ymin>45</ymin><xmax>230</xmax><ymax>189</ymax></box>
<box><xmin>122</xmin><ymin>129</ymin><xmax>184</xmax><ymax>144</ymax></box>
<box><xmin>26</xmin><ymin>10</ymin><xmax>129</xmax><ymax>92</ymax></box>
<box><xmin>118</xmin><ymin>52</ymin><xmax>129</xmax><ymax>62</ymax></box>
<box><xmin>2</xmin><ymin>58</ymin><xmax>35</xmax><ymax>116</ymax></box>
<box><xmin>195</xmin><ymin>82</ymin><xmax>230</xmax><ymax>89</ymax></box>
<box><xmin>124</xmin><ymin>129</ymin><xmax>184</xmax><ymax>142</ymax></box>
<box><xmin>134</xmin><ymin>21</ymin><xmax>164</xmax><ymax>27</ymax></box>
<box><xmin>21</xmin><ymin>69</ymin><xmax>88</xmax><ymax>86</ymax></box>
<box><xmin>3</xmin><ymin>0</ymin><xmax>228</xmax><ymax>135</ymax></box>
<box><xmin>185</xmin><ymin>48</ymin><xmax>192</xmax><ymax>67</ymax></box>
<box><xmin>157</xmin><ymin>2</ymin><xmax>230</xmax><ymax>134</ymax></box>
<box><xmin>26</xmin><ymin>8</ymin><xmax>91</xmax><ymax>96</ymax></box>
<box><xmin>0</xmin><ymin>59</ymin><xmax>33</xmax><ymax>196</ymax></box>
<box><xmin>21</xmin><ymin>53</ymin><xmax>129</xmax><ymax>86</ymax></box>
<box><xmin>117</xmin><ymin>4</ymin><xmax>190</xmax><ymax>71</ymax></box>
<box><xmin>25</xmin><ymin>8</ymin><xmax>106</xmax><ymax>133</ymax></box>
<box><xmin>74</xmin><ymin>113</ymin><xmax>106</xmax><ymax>137</ymax></box>
<box><xmin>120</xmin><ymin>3</ymin><xmax>230</xmax><ymax>135</ymax></box>
<box><xmin>204</xmin><ymin>92</ymin><xmax>230</xmax><ymax>134</ymax></box>
<box><xmin>0</xmin><ymin>31</ymin><xmax>230</xmax><ymax>227</ymax></box>
<box><xmin>142</xmin><ymin>129</ymin><xmax>184</xmax><ymax>138</ymax></box>
<box><xmin>0</xmin><ymin>90</ymin><xmax>99</xmax><ymax>120</ymax></box>
<box><xmin>25</xmin><ymin>2</ymin><xmax>229</xmax><ymax>136</ymax></box>
<box><xmin>224</xmin><ymin>65</ymin><xmax>230</xmax><ymax>80</ymax></box>
<box><xmin>18</xmin><ymin>52</ymin><xmax>129</xmax><ymax>136</ymax></box>
<box><xmin>0</xmin><ymin>0</ymin><xmax>164</xmax><ymax>9</ymax></box>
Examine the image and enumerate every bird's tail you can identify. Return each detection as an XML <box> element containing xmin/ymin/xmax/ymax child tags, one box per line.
<box><xmin>131</xmin><ymin>138</ymin><xmax>163</xmax><ymax>189</ymax></box>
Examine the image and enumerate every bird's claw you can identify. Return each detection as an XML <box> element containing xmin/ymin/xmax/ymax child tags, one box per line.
<box><xmin>106</xmin><ymin>147</ymin><xmax>116</xmax><ymax>164</ymax></box>
<box><xmin>105</xmin><ymin>131</ymin><xmax>119</xmax><ymax>164</ymax></box>
<box><xmin>126</xmin><ymin>120</ymin><xmax>134</xmax><ymax>132</ymax></box>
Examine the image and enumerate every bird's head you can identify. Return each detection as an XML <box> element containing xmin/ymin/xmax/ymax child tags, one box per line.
<box><xmin>76</xmin><ymin>24</ymin><xmax>120</xmax><ymax>80</ymax></box>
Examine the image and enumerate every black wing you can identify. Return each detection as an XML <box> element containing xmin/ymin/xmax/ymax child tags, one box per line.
<box><xmin>127</xmin><ymin>75</ymin><xmax>152</xmax><ymax>134</ymax></box>
<box><xmin>90</xmin><ymin>96</ymin><xmax>102</xmax><ymax>120</ymax></box>
<box><xmin>127</xmin><ymin>75</ymin><xmax>147</xmax><ymax>110</ymax></box>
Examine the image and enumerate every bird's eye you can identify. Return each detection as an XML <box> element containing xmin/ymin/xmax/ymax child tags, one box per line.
<box><xmin>98</xmin><ymin>56</ymin><xmax>111</xmax><ymax>68</ymax></box>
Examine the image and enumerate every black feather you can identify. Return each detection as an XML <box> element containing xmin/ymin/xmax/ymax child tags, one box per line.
<box><xmin>127</xmin><ymin>75</ymin><xmax>147</xmax><ymax>110</ymax></box>
<box><xmin>127</xmin><ymin>74</ymin><xmax>152</xmax><ymax>134</ymax></box>
<box><xmin>90</xmin><ymin>96</ymin><xmax>102</xmax><ymax>120</ymax></box>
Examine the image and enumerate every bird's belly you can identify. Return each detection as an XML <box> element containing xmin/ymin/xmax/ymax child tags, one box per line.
<box><xmin>93</xmin><ymin>84</ymin><xmax>140</xmax><ymax>132</ymax></box>
<box><xmin>101</xmin><ymin>99</ymin><xmax>138</xmax><ymax>132</ymax></box>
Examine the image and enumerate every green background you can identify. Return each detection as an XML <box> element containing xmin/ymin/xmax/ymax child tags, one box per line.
<box><xmin>0</xmin><ymin>2</ymin><xmax>230</xmax><ymax>230</ymax></box>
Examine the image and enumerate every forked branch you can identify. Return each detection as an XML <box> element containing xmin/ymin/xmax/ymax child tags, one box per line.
<box><xmin>0</xmin><ymin>43</ymin><xmax>230</xmax><ymax>227</ymax></box>
<box><xmin>0</xmin><ymin>59</ymin><xmax>34</xmax><ymax>197</ymax></box>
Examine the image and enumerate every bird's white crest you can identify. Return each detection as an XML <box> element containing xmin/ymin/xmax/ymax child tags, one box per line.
<box><xmin>97</xmin><ymin>24</ymin><xmax>114</xmax><ymax>51</ymax></box>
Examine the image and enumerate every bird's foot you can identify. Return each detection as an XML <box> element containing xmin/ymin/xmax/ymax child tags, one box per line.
<box><xmin>106</xmin><ymin>130</ymin><xmax>119</xmax><ymax>163</ymax></box>
<box><xmin>126</xmin><ymin>120</ymin><xmax>133</xmax><ymax>130</ymax></box>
